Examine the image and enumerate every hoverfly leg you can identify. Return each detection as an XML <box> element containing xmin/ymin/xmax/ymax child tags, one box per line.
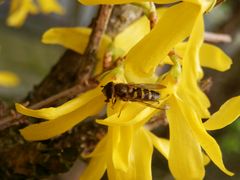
<box><xmin>118</xmin><ymin>102</ymin><xmax>127</xmax><ymax>118</ymax></box>
<box><xmin>111</xmin><ymin>97</ymin><xmax>117</xmax><ymax>109</ymax></box>
<box><xmin>132</xmin><ymin>100</ymin><xmax>166</xmax><ymax>110</ymax></box>
<box><xmin>158</xmin><ymin>94</ymin><xmax>170</xmax><ymax>104</ymax></box>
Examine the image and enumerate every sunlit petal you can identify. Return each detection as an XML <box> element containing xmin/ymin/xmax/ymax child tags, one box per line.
<box><xmin>0</xmin><ymin>71</ymin><xmax>20</xmax><ymax>87</ymax></box>
<box><xmin>98</xmin><ymin>103</ymin><xmax>144</xmax><ymax>126</ymax></box>
<box><xmin>111</xmin><ymin>126</ymin><xmax>133</xmax><ymax>171</ymax></box>
<box><xmin>177</xmin><ymin>85</ymin><xmax>210</xmax><ymax>119</ymax></box>
<box><xmin>38</xmin><ymin>0</ymin><xmax>64</xmax><ymax>14</ymax></box>
<box><xmin>16</xmin><ymin>87</ymin><xmax>102</xmax><ymax>120</ymax></box>
<box><xmin>203</xmin><ymin>153</ymin><xmax>210</xmax><ymax>166</ymax></box>
<box><xmin>79</xmin><ymin>0</ymin><xmax>179</xmax><ymax>5</ymax></box>
<box><xmin>167</xmin><ymin>96</ymin><xmax>205</xmax><ymax>179</ymax></box>
<box><xmin>199</xmin><ymin>43</ymin><xmax>232</xmax><ymax>71</ymax></box>
<box><xmin>132</xmin><ymin>128</ymin><xmax>153</xmax><ymax>180</ymax></box>
<box><xmin>178</xmin><ymin>96</ymin><xmax>234</xmax><ymax>176</ymax></box>
<box><xmin>114</xmin><ymin>16</ymin><xmax>150</xmax><ymax>56</ymax></box>
<box><xmin>124</xmin><ymin>2</ymin><xmax>200</xmax><ymax>83</ymax></box>
<box><xmin>7</xmin><ymin>0</ymin><xmax>38</xmax><ymax>27</ymax></box>
<box><xmin>174</xmin><ymin>42</ymin><xmax>232</xmax><ymax>72</ymax></box>
<box><xmin>42</xmin><ymin>27</ymin><xmax>111</xmax><ymax>59</ymax></box>
<box><xmin>204</xmin><ymin>96</ymin><xmax>240</xmax><ymax>130</ymax></box>
<box><xmin>97</xmin><ymin>103</ymin><xmax>157</xmax><ymax>126</ymax></box>
<box><xmin>82</xmin><ymin>136</ymin><xmax>108</xmax><ymax>158</ymax></box>
<box><xmin>114</xmin><ymin>8</ymin><xmax>168</xmax><ymax>57</ymax></box>
<box><xmin>178</xmin><ymin>15</ymin><xmax>210</xmax><ymax>118</ymax></box>
<box><xmin>80</xmin><ymin>155</ymin><xmax>107</xmax><ymax>180</ymax></box>
<box><xmin>147</xmin><ymin>130</ymin><xmax>169</xmax><ymax>159</ymax></box>
<box><xmin>184</xmin><ymin>0</ymin><xmax>216</xmax><ymax>12</ymax></box>
<box><xmin>20</xmin><ymin>94</ymin><xmax>105</xmax><ymax>141</ymax></box>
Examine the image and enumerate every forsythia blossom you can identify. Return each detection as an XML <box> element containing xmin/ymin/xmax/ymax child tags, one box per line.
<box><xmin>0</xmin><ymin>71</ymin><xmax>19</xmax><ymax>87</ymax></box>
<box><xmin>15</xmin><ymin>0</ymin><xmax>240</xmax><ymax>179</ymax></box>
<box><xmin>7</xmin><ymin>0</ymin><xmax>64</xmax><ymax>27</ymax></box>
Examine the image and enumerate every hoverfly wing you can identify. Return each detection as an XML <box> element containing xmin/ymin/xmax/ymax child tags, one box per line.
<box><xmin>130</xmin><ymin>99</ymin><xmax>167</xmax><ymax>110</ymax></box>
<box><xmin>128</xmin><ymin>83</ymin><xmax>166</xmax><ymax>90</ymax></box>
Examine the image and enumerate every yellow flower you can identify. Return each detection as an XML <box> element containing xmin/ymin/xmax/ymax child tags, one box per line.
<box><xmin>40</xmin><ymin>8</ymin><xmax>155</xmax><ymax>76</ymax></box>
<box><xmin>80</xmin><ymin>98</ymin><xmax>213</xmax><ymax>180</ymax></box>
<box><xmin>16</xmin><ymin>65</ymin><xmax>126</xmax><ymax>140</ymax></box>
<box><xmin>7</xmin><ymin>0</ymin><xmax>64</xmax><ymax>27</ymax></box>
<box><xmin>15</xmin><ymin>2</ymin><xmax>239</xmax><ymax>179</ymax></box>
<box><xmin>0</xmin><ymin>71</ymin><xmax>19</xmax><ymax>87</ymax></box>
<box><xmin>15</xmin><ymin>10</ymin><xmax>154</xmax><ymax>140</ymax></box>
<box><xmin>78</xmin><ymin>2</ymin><xmax>236</xmax><ymax>178</ymax></box>
<box><xmin>80</xmin><ymin>126</ymin><xmax>169</xmax><ymax>180</ymax></box>
<box><xmin>15</xmin><ymin>6</ymin><xmax>227</xmax><ymax>140</ymax></box>
<box><xmin>78</xmin><ymin>0</ymin><xmax>216</xmax><ymax>82</ymax></box>
<box><xmin>80</xmin><ymin>95</ymin><xmax>169</xmax><ymax>179</ymax></box>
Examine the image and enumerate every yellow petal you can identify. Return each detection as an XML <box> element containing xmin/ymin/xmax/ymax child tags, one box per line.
<box><xmin>107</xmin><ymin>128</ymin><xmax>154</xmax><ymax>179</ymax></box>
<box><xmin>184</xmin><ymin>0</ymin><xmax>216</xmax><ymax>12</ymax></box>
<box><xmin>113</xmin><ymin>8</ymin><xmax>168</xmax><ymax>57</ymax></box>
<box><xmin>0</xmin><ymin>71</ymin><xmax>20</xmax><ymax>87</ymax></box>
<box><xmin>97</xmin><ymin>103</ymin><xmax>157</xmax><ymax>126</ymax></box>
<box><xmin>7</xmin><ymin>0</ymin><xmax>38</xmax><ymax>27</ymax></box>
<box><xmin>80</xmin><ymin>155</ymin><xmax>107</xmax><ymax>180</ymax></box>
<box><xmin>38</xmin><ymin>0</ymin><xmax>64</xmax><ymax>14</ymax></box>
<box><xmin>111</xmin><ymin>126</ymin><xmax>133</xmax><ymax>172</ymax></box>
<box><xmin>20</xmin><ymin>94</ymin><xmax>105</xmax><ymax>141</ymax></box>
<box><xmin>167</xmin><ymin>96</ymin><xmax>205</xmax><ymax>179</ymax></box>
<box><xmin>42</xmin><ymin>27</ymin><xmax>111</xmax><ymax>60</ymax></box>
<box><xmin>147</xmin><ymin>131</ymin><xmax>169</xmax><ymax>159</ymax></box>
<box><xmin>177</xmin><ymin>84</ymin><xmax>210</xmax><ymax>118</ymax></box>
<box><xmin>177</xmin><ymin>96</ymin><xmax>234</xmax><ymax>176</ymax></box>
<box><xmin>82</xmin><ymin>136</ymin><xmax>108</xmax><ymax>158</ymax></box>
<box><xmin>203</xmin><ymin>153</ymin><xmax>210</xmax><ymax>166</ymax></box>
<box><xmin>79</xmin><ymin>0</ymin><xmax>179</xmax><ymax>5</ymax></box>
<box><xmin>200</xmin><ymin>43</ymin><xmax>232</xmax><ymax>71</ymax></box>
<box><xmin>107</xmin><ymin>160</ymin><xmax>120</xmax><ymax>180</ymax></box>
<box><xmin>174</xmin><ymin>42</ymin><xmax>232</xmax><ymax>72</ymax></box>
<box><xmin>114</xmin><ymin>16</ymin><xmax>150</xmax><ymax>56</ymax></box>
<box><xmin>99</xmin><ymin>103</ymin><xmax>144</xmax><ymax>126</ymax></box>
<box><xmin>178</xmin><ymin>15</ymin><xmax>210</xmax><ymax>118</ymax></box>
<box><xmin>132</xmin><ymin>128</ymin><xmax>153</xmax><ymax>180</ymax></box>
<box><xmin>204</xmin><ymin>96</ymin><xmax>240</xmax><ymax>130</ymax></box>
<box><xmin>181</xmin><ymin>14</ymin><xmax>203</xmax><ymax>81</ymax></box>
<box><xmin>124</xmin><ymin>2</ymin><xmax>200</xmax><ymax>83</ymax></box>
<box><xmin>16</xmin><ymin>87</ymin><xmax>102</xmax><ymax>120</ymax></box>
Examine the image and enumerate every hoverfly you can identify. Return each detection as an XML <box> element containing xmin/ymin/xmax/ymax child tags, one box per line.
<box><xmin>101</xmin><ymin>82</ymin><xmax>166</xmax><ymax>109</ymax></box>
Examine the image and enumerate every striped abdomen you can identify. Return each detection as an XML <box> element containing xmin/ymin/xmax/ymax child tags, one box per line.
<box><xmin>130</xmin><ymin>87</ymin><xmax>160</xmax><ymax>101</ymax></box>
<box><xmin>114</xmin><ymin>83</ymin><xmax>160</xmax><ymax>102</ymax></box>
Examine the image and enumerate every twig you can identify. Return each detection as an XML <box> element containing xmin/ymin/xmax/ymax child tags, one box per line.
<box><xmin>200</xmin><ymin>77</ymin><xmax>213</xmax><ymax>93</ymax></box>
<box><xmin>204</xmin><ymin>32</ymin><xmax>232</xmax><ymax>43</ymax></box>
<box><xmin>0</xmin><ymin>83</ymin><xmax>98</xmax><ymax>130</ymax></box>
<box><xmin>85</xmin><ymin>5</ymin><xmax>114</xmax><ymax>55</ymax></box>
<box><xmin>216</xmin><ymin>0</ymin><xmax>225</xmax><ymax>6</ymax></box>
<box><xmin>77</xmin><ymin>5</ymin><xmax>113</xmax><ymax>84</ymax></box>
<box><xmin>148</xmin><ymin>2</ymin><xmax>157</xmax><ymax>29</ymax></box>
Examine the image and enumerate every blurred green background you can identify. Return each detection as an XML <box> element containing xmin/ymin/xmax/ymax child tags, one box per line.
<box><xmin>0</xmin><ymin>0</ymin><xmax>240</xmax><ymax>179</ymax></box>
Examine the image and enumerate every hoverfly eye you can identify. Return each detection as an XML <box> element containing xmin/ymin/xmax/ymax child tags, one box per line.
<box><xmin>101</xmin><ymin>82</ymin><xmax>113</xmax><ymax>99</ymax></box>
